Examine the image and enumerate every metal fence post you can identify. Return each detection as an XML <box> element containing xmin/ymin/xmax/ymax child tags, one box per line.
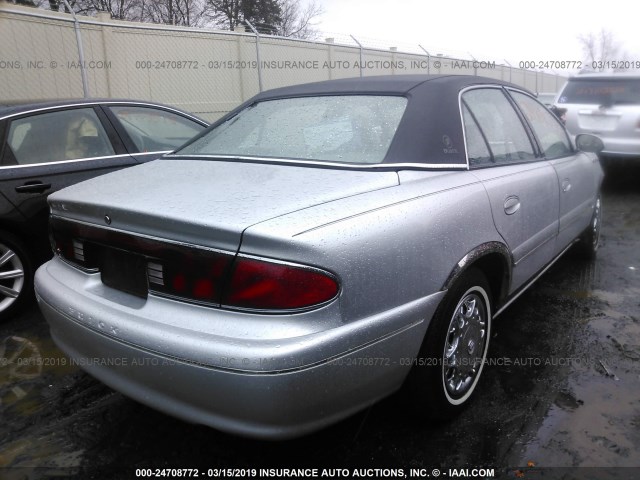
<box><xmin>418</xmin><ymin>44</ymin><xmax>430</xmax><ymax>75</ymax></box>
<box><xmin>468</xmin><ymin>52</ymin><xmax>478</xmax><ymax>76</ymax></box>
<box><xmin>504</xmin><ymin>60</ymin><xmax>512</xmax><ymax>82</ymax></box>
<box><xmin>244</xmin><ymin>19</ymin><xmax>263</xmax><ymax>92</ymax></box>
<box><xmin>61</xmin><ymin>0</ymin><xmax>89</xmax><ymax>97</ymax></box>
<box><xmin>350</xmin><ymin>35</ymin><xmax>363</xmax><ymax>77</ymax></box>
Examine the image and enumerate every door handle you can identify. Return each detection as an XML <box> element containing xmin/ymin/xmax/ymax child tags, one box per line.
<box><xmin>561</xmin><ymin>179</ymin><xmax>572</xmax><ymax>193</ymax></box>
<box><xmin>504</xmin><ymin>195</ymin><xmax>521</xmax><ymax>215</ymax></box>
<box><xmin>15</xmin><ymin>181</ymin><xmax>52</xmax><ymax>194</ymax></box>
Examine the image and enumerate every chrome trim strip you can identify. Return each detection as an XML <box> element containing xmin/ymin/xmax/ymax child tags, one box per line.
<box><xmin>494</xmin><ymin>240</ymin><xmax>577</xmax><ymax>317</ymax></box>
<box><xmin>441</xmin><ymin>241</ymin><xmax>513</xmax><ymax>294</ymax></box>
<box><xmin>0</xmin><ymin>101</ymin><xmax>205</xmax><ymax>123</ymax></box>
<box><xmin>458</xmin><ymin>84</ymin><xmax>504</xmax><ymax>170</ymax></box>
<box><xmin>458</xmin><ymin>98</ymin><xmax>471</xmax><ymax>171</ymax></box>
<box><xmin>55</xmin><ymin>254</ymin><xmax>99</xmax><ymax>274</ymax></box>
<box><xmin>50</xmin><ymin>216</ymin><xmax>232</xmax><ymax>256</ymax></box>
<box><xmin>0</xmin><ymin>153</ymin><xmax>132</xmax><ymax>170</ymax></box>
<box><xmin>147</xmin><ymin>262</ymin><xmax>164</xmax><ymax>285</ymax></box>
<box><xmin>165</xmin><ymin>154</ymin><xmax>466</xmax><ymax>170</ymax></box>
<box><xmin>134</xmin><ymin>150</ymin><xmax>172</xmax><ymax>156</ymax></box>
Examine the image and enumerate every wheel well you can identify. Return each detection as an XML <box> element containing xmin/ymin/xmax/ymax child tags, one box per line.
<box><xmin>469</xmin><ymin>253</ymin><xmax>509</xmax><ymax>310</ymax></box>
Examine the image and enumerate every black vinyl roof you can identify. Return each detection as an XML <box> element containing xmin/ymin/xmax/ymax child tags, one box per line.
<box><xmin>253</xmin><ymin>74</ymin><xmax>514</xmax><ymax>98</ymax></box>
<box><xmin>203</xmin><ymin>75</ymin><xmax>531</xmax><ymax>167</ymax></box>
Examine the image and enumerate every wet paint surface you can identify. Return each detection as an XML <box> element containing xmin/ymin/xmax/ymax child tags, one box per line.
<box><xmin>1</xmin><ymin>164</ymin><xmax>639</xmax><ymax>479</ymax></box>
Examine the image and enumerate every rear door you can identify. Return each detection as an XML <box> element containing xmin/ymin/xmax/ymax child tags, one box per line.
<box><xmin>462</xmin><ymin>87</ymin><xmax>560</xmax><ymax>292</ymax></box>
<box><xmin>0</xmin><ymin>105</ymin><xmax>135</xmax><ymax>245</ymax></box>
<box><xmin>508</xmin><ymin>89</ymin><xmax>601</xmax><ymax>253</ymax></box>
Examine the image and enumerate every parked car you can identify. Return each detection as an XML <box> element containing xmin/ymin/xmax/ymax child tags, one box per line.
<box><xmin>535</xmin><ymin>92</ymin><xmax>557</xmax><ymax>107</ymax></box>
<box><xmin>0</xmin><ymin>99</ymin><xmax>207</xmax><ymax>321</ymax></box>
<box><xmin>35</xmin><ymin>76</ymin><xmax>604</xmax><ymax>439</ymax></box>
<box><xmin>556</xmin><ymin>73</ymin><xmax>640</xmax><ymax>159</ymax></box>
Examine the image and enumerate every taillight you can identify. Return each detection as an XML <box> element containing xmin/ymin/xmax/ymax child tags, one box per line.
<box><xmin>223</xmin><ymin>256</ymin><xmax>339</xmax><ymax>311</ymax></box>
<box><xmin>50</xmin><ymin>217</ymin><xmax>339</xmax><ymax>312</ymax></box>
<box><xmin>149</xmin><ymin>251</ymin><xmax>231</xmax><ymax>305</ymax></box>
<box><xmin>50</xmin><ymin>221</ymin><xmax>99</xmax><ymax>271</ymax></box>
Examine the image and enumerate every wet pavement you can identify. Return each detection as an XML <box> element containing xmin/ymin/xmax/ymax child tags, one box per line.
<box><xmin>1</xmin><ymin>163</ymin><xmax>639</xmax><ymax>480</ymax></box>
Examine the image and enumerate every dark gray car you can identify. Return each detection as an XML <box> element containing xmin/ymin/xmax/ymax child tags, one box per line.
<box><xmin>35</xmin><ymin>76</ymin><xmax>604</xmax><ymax>438</ymax></box>
<box><xmin>0</xmin><ymin>99</ymin><xmax>207</xmax><ymax>320</ymax></box>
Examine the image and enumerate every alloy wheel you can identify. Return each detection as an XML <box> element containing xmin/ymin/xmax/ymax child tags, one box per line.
<box><xmin>0</xmin><ymin>242</ymin><xmax>25</xmax><ymax>314</ymax></box>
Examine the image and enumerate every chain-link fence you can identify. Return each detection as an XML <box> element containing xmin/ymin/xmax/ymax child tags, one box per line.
<box><xmin>0</xmin><ymin>3</ymin><xmax>567</xmax><ymax>122</ymax></box>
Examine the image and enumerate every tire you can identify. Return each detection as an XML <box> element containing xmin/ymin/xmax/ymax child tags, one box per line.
<box><xmin>0</xmin><ymin>231</ymin><xmax>34</xmax><ymax>322</ymax></box>
<box><xmin>407</xmin><ymin>268</ymin><xmax>492</xmax><ymax>419</ymax></box>
<box><xmin>575</xmin><ymin>194</ymin><xmax>602</xmax><ymax>260</ymax></box>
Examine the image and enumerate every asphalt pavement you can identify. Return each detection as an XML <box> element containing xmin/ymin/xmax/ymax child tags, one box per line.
<box><xmin>1</xmin><ymin>163</ymin><xmax>639</xmax><ymax>480</ymax></box>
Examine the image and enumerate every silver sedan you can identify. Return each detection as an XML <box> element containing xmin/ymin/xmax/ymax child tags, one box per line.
<box><xmin>35</xmin><ymin>75</ymin><xmax>604</xmax><ymax>439</ymax></box>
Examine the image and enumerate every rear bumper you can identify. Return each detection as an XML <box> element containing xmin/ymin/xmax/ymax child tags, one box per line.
<box><xmin>35</xmin><ymin>258</ymin><xmax>443</xmax><ymax>439</ymax></box>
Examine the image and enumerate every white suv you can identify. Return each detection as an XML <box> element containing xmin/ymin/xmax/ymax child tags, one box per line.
<box><xmin>557</xmin><ymin>73</ymin><xmax>640</xmax><ymax>159</ymax></box>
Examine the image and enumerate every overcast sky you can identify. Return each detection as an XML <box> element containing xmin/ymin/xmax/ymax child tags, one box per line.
<box><xmin>316</xmin><ymin>0</ymin><xmax>639</xmax><ymax>69</ymax></box>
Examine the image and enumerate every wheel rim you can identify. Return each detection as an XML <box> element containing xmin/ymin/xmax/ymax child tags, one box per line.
<box><xmin>0</xmin><ymin>242</ymin><xmax>25</xmax><ymax>313</ymax></box>
<box><xmin>592</xmin><ymin>196</ymin><xmax>602</xmax><ymax>249</ymax></box>
<box><xmin>443</xmin><ymin>288</ymin><xmax>489</xmax><ymax>404</ymax></box>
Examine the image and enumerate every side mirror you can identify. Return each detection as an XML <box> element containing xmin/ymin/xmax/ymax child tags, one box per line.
<box><xmin>575</xmin><ymin>134</ymin><xmax>604</xmax><ymax>153</ymax></box>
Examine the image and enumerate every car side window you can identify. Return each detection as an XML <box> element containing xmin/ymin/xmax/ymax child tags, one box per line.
<box><xmin>7</xmin><ymin>108</ymin><xmax>115</xmax><ymax>165</ymax></box>
<box><xmin>510</xmin><ymin>91</ymin><xmax>572</xmax><ymax>159</ymax></box>
<box><xmin>462</xmin><ymin>89</ymin><xmax>535</xmax><ymax>165</ymax></box>
<box><xmin>461</xmin><ymin>103</ymin><xmax>492</xmax><ymax>166</ymax></box>
<box><xmin>109</xmin><ymin>106</ymin><xmax>205</xmax><ymax>152</ymax></box>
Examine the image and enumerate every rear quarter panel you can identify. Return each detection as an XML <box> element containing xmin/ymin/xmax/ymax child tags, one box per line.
<box><xmin>240</xmin><ymin>170</ymin><xmax>505</xmax><ymax>323</ymax></box>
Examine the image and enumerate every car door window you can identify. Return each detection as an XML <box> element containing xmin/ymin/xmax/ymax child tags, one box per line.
<box><xmin>462</xmin><ymin>89</ymin><xmax>535</xmax><ymax>165</ymax></box>
<box><xmin>109</xmin><ymin>106</ymin><xmax>205</xmax><ymax>152</ymax></box>
<box><xmin>461</xmin><ymin>103</ymin><xmax>492</xmax><ymax>166</ymax></box>
<box><xmin>510</xmin><ymin>91</ymin><xmax>572</xmax><ymax>159</ymax></box>
<box><xmin>7</xmin><ymin>108</ymin><xmax>114</xmax><ymax>165</ymax></box>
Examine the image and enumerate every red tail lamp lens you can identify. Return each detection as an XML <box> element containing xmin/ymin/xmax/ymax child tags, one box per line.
<box><xmin>224</xmin><ymin>257</ymin><xmax>339</xmax><ymax>310</ymax></box>
<box><xmin>150</xmin><ymin>252</ymin><xmax>231</xmax><ymax>304</ymax></box>
<box><xmin>50</xmin><ymin>217</ymin><xmax>338</xmax><ymax>311</ymax></box>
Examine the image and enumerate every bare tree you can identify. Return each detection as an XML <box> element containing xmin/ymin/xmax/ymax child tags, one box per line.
<box><xmin>26</xmin><ymin>0</ymin><xmax>320</xmax><ymax>34</ymax></box>
<box><xmin>204</xmin><ymin>0</ymin><xmax>321</xmax><ymax>37</ymax></box>
<box><xmin>578</xmin><ymin>29</ymin><xmax>629</xmax><ymax>71</ymax></box>
<box><xmin>143</xmin><ymin>0</ymin><xmax>208</xmax><ymax>25</ymax></box>
<box><xmin>9</xmin><ymin>0</ymin><xmax>48</xmax><ymax>8</ymax></box>
<box><xmin>73</xmin><ymin>0</ymin><xmax>143</xmax><ymax>20</ymax></box>
<box><xmin>277</xmin><ymin>0</ymin><xmax>322</xmax><ymax>39</ymax></box>
<box><xmin>204</xmin><ymin>0</ymin><xmax>282</xmax><ymax>32</ymax></box>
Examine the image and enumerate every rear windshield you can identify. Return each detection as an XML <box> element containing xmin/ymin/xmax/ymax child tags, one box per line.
<box><xmin>176</xmin><ymin>95</ymin><xmax>407</xmax><ymax>164</ymax></box>
<box><xmin>557</xmin><ymin>78</ymin><xmax>640</xmax><ymax>105</ymax></box>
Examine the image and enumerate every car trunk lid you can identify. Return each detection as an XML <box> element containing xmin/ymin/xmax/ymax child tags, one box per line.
<box><xmin>48</xmin><ymin>159</ymin><xmax>399</xmax><ymax>252</ymax></box>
